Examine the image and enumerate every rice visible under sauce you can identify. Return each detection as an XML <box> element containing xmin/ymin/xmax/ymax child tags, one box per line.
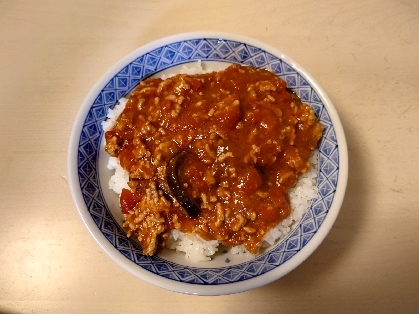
<box><xmin>101</xmin><ymin>61</ymin><xmax>320</xmax><ymax>262</ymax></box>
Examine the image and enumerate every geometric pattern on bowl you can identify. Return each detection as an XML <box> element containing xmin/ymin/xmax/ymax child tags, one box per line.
<box><xmin>77</xmin><ymin>38</ymin><xmax>339</xmax><ymax>285</ymax></box>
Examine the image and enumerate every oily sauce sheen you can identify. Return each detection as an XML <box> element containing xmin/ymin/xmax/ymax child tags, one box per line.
<box><xmin>104</xmin><ymin>64</ymin><xmax>323</xmax><ymax>256</ymax></box>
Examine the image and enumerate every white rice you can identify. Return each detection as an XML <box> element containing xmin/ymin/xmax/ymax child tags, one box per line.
<box><xmin>160</xmin><ymin>60</ymin><xmax>216</xmax><ymax>79</ymax></box>
<box><xmin>101</xmin><ymin>97</ymin><xmax>128</xmax><ymax>133</ymax></box>
<box><xmin>166</xmin><ymin>229</ymin><xmax>219</xmax><ymax>262</ymax></box>
<box><xmin>106</xmin><ymin>156</ymin><xmax>130</xmax><ymax>196</ymax></box>
<box><xmin>101</xmin><ymin>61</ymin><xmax>319</xmax><ymax>261</ymax></box>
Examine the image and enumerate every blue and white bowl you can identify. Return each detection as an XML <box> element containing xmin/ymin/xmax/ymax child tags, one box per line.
<box><xmin>68</xmin><ymin>32</ymin><xmax>348</xmax><ymax>295</ymax></box>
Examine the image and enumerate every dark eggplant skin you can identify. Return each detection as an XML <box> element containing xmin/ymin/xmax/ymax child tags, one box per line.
<box><xmin>166</xmin><ymin>151</ymin><xmax>201</xmax><ymax>218</ymax></box>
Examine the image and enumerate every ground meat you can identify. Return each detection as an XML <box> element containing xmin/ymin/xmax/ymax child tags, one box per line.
<box><xmin>105</xmin><ymin>64</ymin><xmax>323</xmax><ymax>255</ymax></box>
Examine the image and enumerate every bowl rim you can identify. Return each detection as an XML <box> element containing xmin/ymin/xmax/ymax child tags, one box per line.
<box><xmin>68</xmin><ymin>31</ymin><xmax>348</xmax><ymax>295</ymax></box>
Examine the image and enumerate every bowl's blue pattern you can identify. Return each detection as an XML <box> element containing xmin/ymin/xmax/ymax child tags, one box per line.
<box><xmin>77</xmin><ymin>38</ymin><xmax>339</xmax><ymax>285</ymax></box>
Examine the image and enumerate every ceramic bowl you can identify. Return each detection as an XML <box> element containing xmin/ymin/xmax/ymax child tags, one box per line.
<box><xmin>68</xmin><ymin>32</ymin><xmax>348</xmax><ymax>295</ymax></box>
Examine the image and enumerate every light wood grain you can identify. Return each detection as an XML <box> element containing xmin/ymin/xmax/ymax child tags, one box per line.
<box><xmin>1</xmin><ymin>0</ymin><xmax>418</xmax><ymax>313</ymax></box>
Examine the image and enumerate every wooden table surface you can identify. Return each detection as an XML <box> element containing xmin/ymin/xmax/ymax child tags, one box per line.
<box><xmin>1</xmin><ymin>0</ymin><xmax>418</xmax><ymax>313</ymax></box>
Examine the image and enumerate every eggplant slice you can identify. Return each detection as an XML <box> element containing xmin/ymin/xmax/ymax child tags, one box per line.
<box><xmin>166</xmin><ymin>151</ymin><xmax>201</xmax><ymax>218</ymax></box>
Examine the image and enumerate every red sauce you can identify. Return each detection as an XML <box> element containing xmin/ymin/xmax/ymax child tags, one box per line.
<box><xmin>105</xmin><ymin>64</ymin><xmax>323</xmax><ymax>255</ymax></box>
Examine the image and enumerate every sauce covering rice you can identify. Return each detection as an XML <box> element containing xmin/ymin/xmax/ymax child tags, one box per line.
<box><xmin>102</xmin><ymin>63</ymin><xmax>323</xmax><ymax>261</ymax></box>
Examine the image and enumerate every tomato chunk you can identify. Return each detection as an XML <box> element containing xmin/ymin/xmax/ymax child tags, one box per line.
<box><xmin>120</xmin><ymin>188</ymin><xmax>141</xmax><ymax>214</ymax></box>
